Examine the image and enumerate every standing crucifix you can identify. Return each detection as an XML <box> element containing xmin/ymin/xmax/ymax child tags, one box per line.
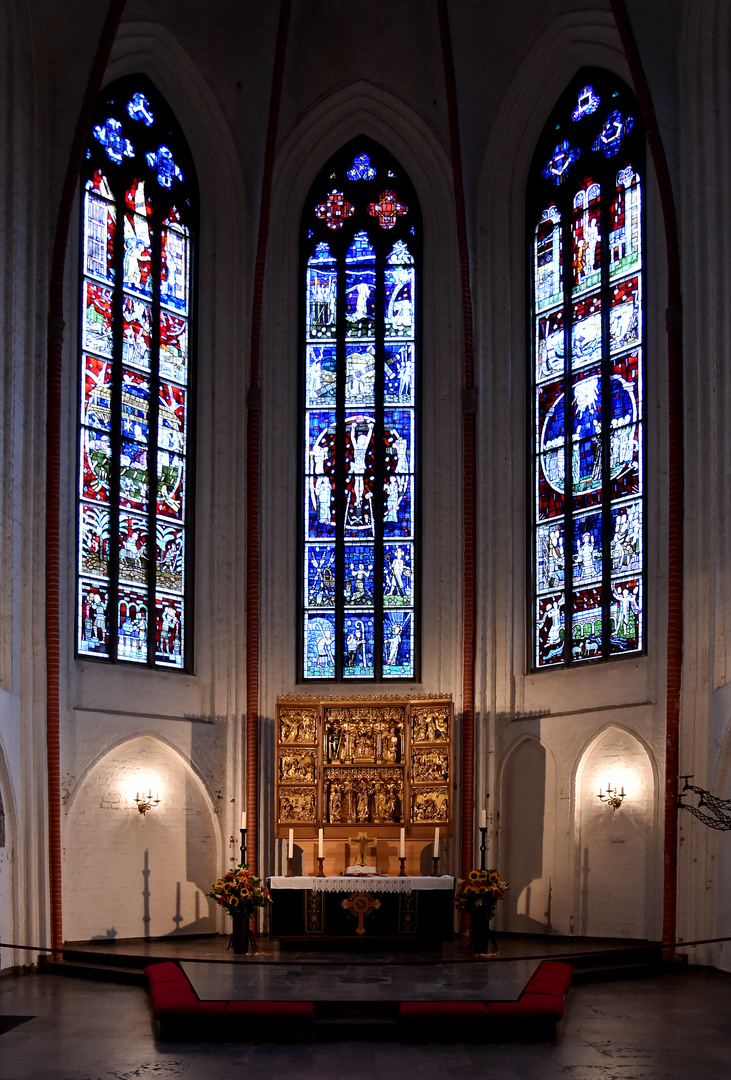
<box><xmin>349</xmin><ymin>831</ymin><xmax>377</xmax><ymax>866</ymax></box>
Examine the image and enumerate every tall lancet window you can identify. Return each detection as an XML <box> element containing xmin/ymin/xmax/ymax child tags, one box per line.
<box><xmin>529</xmin><ymin>71</ymin><xmax>645</xmax><ymax>668</ymax></box>
<box><xmin>301</xmin><ymin>139</ymin><xmax>421</xmax><ymax>681</ymax></box>
<box><xmin>77</xmin><ymin>78</ymin><xmax>197</xmax><ymax>668</ymax></box>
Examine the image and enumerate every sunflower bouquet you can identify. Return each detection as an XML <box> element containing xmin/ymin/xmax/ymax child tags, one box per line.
<box><xmin>454</xmin><ymin>868</ymin><xmax>508</xmax><ymax>920</ymax></box>
<box><xmin>208</xmin><ymin>865</ymin><xmax>272</xmax><ymax>920</ymax></box>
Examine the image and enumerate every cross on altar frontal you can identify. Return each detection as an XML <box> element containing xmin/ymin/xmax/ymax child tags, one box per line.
<box><xmin>349</xmin><ymin>831</ymin><xmax>377</xmax><ymax>865</ymax></box>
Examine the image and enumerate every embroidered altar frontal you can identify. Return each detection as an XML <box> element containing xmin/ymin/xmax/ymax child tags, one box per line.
<box><xmin>275</xmin><ymin>695</ymin><xmax>454</xmax><ymax>842</ymax></box>
<box><xmin>268</xmin><ymin>876</ymin><xmax>455</xmax><ymax>941</ymax></box>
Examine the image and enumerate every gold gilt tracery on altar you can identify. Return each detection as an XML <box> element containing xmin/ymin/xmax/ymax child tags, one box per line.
<box><xmin>275</xmin><ymin>696</ymin><xmax>453</xmax><ymax>836</ymax></box>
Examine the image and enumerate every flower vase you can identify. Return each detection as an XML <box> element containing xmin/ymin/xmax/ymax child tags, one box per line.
<box><xmin>469</xmin><ymin>912</ymin><xmax>495</xmax><ymax>957</ymax></box>
<box><xmin>231</xmin><ymin>914</ymin><xmax>249</xmax><ymax>955</ymax></box>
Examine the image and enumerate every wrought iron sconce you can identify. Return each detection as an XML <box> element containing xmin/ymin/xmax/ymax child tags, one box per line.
<box><xmin>597</xmin><ymin>784</ymin><xmax>626</xmax><ymax>811</ymax></box>
<box><xmin>135</xmin><ymin>790</ymin><xmax>160</xmax><ymax>816</ymax></box>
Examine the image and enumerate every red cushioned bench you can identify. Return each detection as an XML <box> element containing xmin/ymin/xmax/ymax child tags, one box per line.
<box><xmin>145</xmin><ymin>962</ymin><xmax>314</xmax><ymax>1040</ymax></box>
<box><xmin>398</xmin><ymin>959</ymin><xmax>572</xmax><ymax>1041</ymax></box>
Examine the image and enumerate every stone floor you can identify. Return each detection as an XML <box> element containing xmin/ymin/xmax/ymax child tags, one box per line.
<box><xmin>2</xmin><ymin>962</ymin><xmax>731</xmax><ymax>1080</ymax></box>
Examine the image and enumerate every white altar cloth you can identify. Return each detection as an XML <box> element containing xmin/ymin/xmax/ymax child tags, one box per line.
<box><xmin>268</xmin><ymin>875</ymin><xmax>454</xmax><ymax>894</ymax></box>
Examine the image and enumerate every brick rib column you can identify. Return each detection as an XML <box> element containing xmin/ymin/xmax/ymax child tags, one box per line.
<box><xmin>437</xmin><ymin>0</ymin><xmax>477</xmax><ymax>884</ymax></box>
<box><xmin>46</xmin><ymin>0</ymin><xmax>128</xmax><ymax>958</ymax></box>
<box><xmin>246</xmin><ymin>0</ymin><xmax>292</xmax><ymax>875</ymax></box>
<box><xmin>610</xmin><ymin>0</ymin><xmax>683</xmax><ymax>955</ymax></box>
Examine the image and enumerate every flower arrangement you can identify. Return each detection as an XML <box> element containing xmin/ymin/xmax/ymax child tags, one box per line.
<box><xmin>208</xmin><ymin>865</ymin><xmax>272</xmax><ymax>920</ymax></box>
<box><xmin>454</xmin><ymin>868</ymin><xmax>508</xmax><ymax>920</ymax></box>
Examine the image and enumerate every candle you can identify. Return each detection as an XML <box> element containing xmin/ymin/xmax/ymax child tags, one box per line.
<box><xmin>434</xmin><ymin>827</ymin><xmax>440</xmax><ymax>857</ymax></box>
<box><xmin>399</xmin><ymin>827</ymin><xmax>405</xmax><ymax>858</ymax></box>
<box><xmin>318</xmin><ymin>828</ymin><xmax>324</xmax><ymax>858</ymax></box>
<box><xmin>479</xmin><ymin>810</ymin><xmax>486</xmax><ymax>829</ymax></box>
<box><xmin>241</xmin><ymin>812</ymin><xmax>247</xmax><ymax>830</ymax></box>
<box><xmin>288</xmin><ymin>828</ymin><xmax>294</xmax><ymax>858</ymax></box>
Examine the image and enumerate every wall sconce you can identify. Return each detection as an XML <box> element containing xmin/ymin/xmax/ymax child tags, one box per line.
<box><xmin>598</xmin><ymin>784</ymin><xmax>626</xmax><ymax>811</ymax></box>
<box><xmin>135</xmin><ymin>789</ymin><xmax>160</xmax><ymax>816</ymax></box>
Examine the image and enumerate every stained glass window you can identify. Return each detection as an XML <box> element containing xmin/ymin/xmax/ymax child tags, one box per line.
<box><xmin>301</xmin><ymin>140</ymin><xmax>421</xmax><ymax>681</ymax></box>
<box><xmin>78</xmin><ymin>77</ymin><xmax>197</xmax><ymax>669</ymax></box>
<box><xmin>529</xmin><ymin>71</ymin><xmax>644</xmax><ymax>668</ymax></box>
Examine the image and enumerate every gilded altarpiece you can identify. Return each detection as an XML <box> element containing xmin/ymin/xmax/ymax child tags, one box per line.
<box><xmin>275</xmin><ymin>696</ymin><xmax>453</xmax><ymax>840</ymax></box>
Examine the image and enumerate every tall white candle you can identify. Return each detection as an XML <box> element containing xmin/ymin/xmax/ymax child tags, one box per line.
<box><xmin>288</xmin><ymin>828</ymin><xmax>294</xmax><ymax>858</ymax></box>
<box><xmin>399</xmin><ymin>827</ymin><xmax>405</xmax><ymax>858</ymax></box>
<box><xmin>479</xmin><ymin>809</ymin><xmax>486</xmax><ymax>829</ymax></box>
<box><xmin>318</xmin><ymin>828</ymin><xmax>324</xmax><ymax>858</ymax></box>
<box><xmin>241</xmin><ymin>812</ymin><xmax>247</xmax><ymax>830</ymax></box>
<box><xmin>434</xmin><ymin>827</ymin><xmax>440</xmax><ymax>857</ymax></box>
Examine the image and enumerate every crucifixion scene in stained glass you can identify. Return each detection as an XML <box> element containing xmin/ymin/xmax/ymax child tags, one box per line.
<box><xmin>302</xmin><ymin>141</ymin><xmax>420</xmax><ymax>681</ymax></box>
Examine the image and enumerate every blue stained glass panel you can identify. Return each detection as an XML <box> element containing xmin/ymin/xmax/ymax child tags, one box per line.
<box><xmin>610</xmin><ymin>168</ymin><xmax>642</xmax><ymax>280</ymax></box>
<box><xmin>385</xmin><ymin>343</ymin><xmax>414</xmax><ymax>405</ymax></box>
<box><xmin>343</xmin><ymin>614</ymin><xmax>375</xmax><ymax>678</ymax></box>
<box><xmin>592</xmin><ymin>110</ymin><xmax>633</xmax><ymax>158</ymax></box>
<box><xmin>307</xmin><ymin>248</ymin><xmax>337</xmax><ymax>339</ymax></box>
<box><xmin>572</xmin><ymin>368</ymin><xmax>602</xmax><ymax>499</ymax></box>
<box><xmin>145</xmin><ymin>144</ymin><xmax>184</xmax><ymax>188</ymax></box>
<box><xmin>572</xmin><ymin>510</ymin><xmax>602</xmax><ymax>586</ymax></box>
<box><xmin>117</xmin><ymin>585</ymin><xmax>148</xmax><ymax>663</ymax></box>
<box><xmin>345</xmin><ymin>344</ymin><xmax>376</xmax><ymax>406</ymax></box>
<box><xmin>610</xmin><ymin>577</ymin><xmax>641</xmax><ymax>653</ymax></box>
<box><xmin>157</xmin><ymin>452</ymin><xmax>185</xmax><ymax>520</ymax></box>
<box><xmin>120</xmin><ymin>369</ymin><xmax>149</xmax><ymax>443</ymax></box>
<box><xmin>542</xmin><ymin>140</ymin><xmax>580</xmax><ymax>185</ymax></box>
<box><xmin>159</xmin><ymin>311</ymin><xmax>188</xmax><ymax>384</ymax></box>
<box><xmin>344</xmin><ymin>543</ymin><xmax>375</xmax><ymax>605</ymax></box>
<box><xmin>93</xmin><ymin>117</ymin><xmax>134</xmax><ymax>164</ymax></box>
<box><xmin>572</xmin><ymin>85</ymin><xmax>600</xmax><ymax>121</ymax></box>
<box><xmin>118</xmin><ymin>512</ymin><xmax>148</xmax><ymax>585</ymax></box>
<box><xmin>81</xmin><ymin>429</ymin><xmax>112</xmax><ymax>504</ymax></box>
<box><xmin>571</xmin><ymin>587</ymin><xmax>603</xmax><ymax>661</ymax></box>
<box><xmin>536</xmin><ymin>310</ymin><xmax>564</xmax><ymax>383</ymax></box>
<box><xmin>534</xmin><ymin>207</ymin><xmax>562</xmax><ymax>312</ymax></box>
<box><xmin>119</xmin><ymin>438</ymin><xmax>149</xmax><ymax>513</ymax></box>
<box><xmin>347</xmin><ymin>153</ymin><xmax>377</xmax><ymax>181</ymax></box>
<box><xmin>83</xmin><ymin>281</ymin><xmax>114</xmax><ymax>357</ymax></box>
<box><xmin>571</xmin><ymin>293</ymin><xmax>602</xmax><ymax>369</ymax></box>
<box><xmin>535</xmin><ymin>521</ymin><xmax>565</xmax><ymax>593</ymax></box>
<box><xmin>305</xmin><ymin>544</ymin><xmax>336</xmax><ymax>608</ymax></box>
<box><xmin>78</xmin><ymin>579</ymin><xmax>110</xmax><ymax>656</ymax></box>
<box><xmin>158</xmin><ymin>382</ymin><xmax>187</xmax><ymax>455</ymax></box>
<box><xmin>306</xmin><ymin>344</ymin><xmax>337</xmax><ymax>407</ymax></box>
<box><xmin>127</xmin><ymin>92</ymin><xmax>154</xmax><ymax>126</ymax></box>
<box><xmin>536</xmin><ymin>592</ymin><xmax>565</xmax><ymax>666</ymax></box>
<box><xmin>611</xmin><ymin>500</ymin><xmax>642</xmax><ymax>575</ymax></box>
<box><xmin>304</xmin><ymin>612</ymin><xmax>336</xmax><ymax>678</ymax></box>
<box><xmin>384</xmin><ymin>409</ymin><xmax>414</xmax><ymax>479</ymax></box>
<box><xmin>382</xmin><ymin>611</ymin><xmax>414</xmax><ymax>678</ymax></box>
<box><xmin>155</xmin><ymin>592</ymin><xmax>184</xmax><ymax>667</ymax></box>
<box><xmin>157</xmin><ymin>521</ymin><xmax>184</xmax><ymax>594</ymax></box>
<box><xmin>84</xmin><ymin>181</ymin><xmax>115</xmax><ymax>284</ymax></box>
<box><xmin>344</xmin><ymin>412</ymin><xmax>376</xmax><ymax>534</ymax></box>
<box><xmin>79</xmin><ymin>504</ymin><xmax>110</xmax><ymax>579</ymax></box>
<box><xmin>572</xmin><ymin>182</ymin><xmax>602</xmax><ymax>292</ymax></box>
<box><xmin>610</xmin><ymin>276</ymin><xmax>641</xmax><ymax>353</ymax></box>
<box><xmin>383</xmin><ymin>474</ymin><xmax>412</xmax><ymax>539</ymax></box>
<box><xmin>307</xmin><ymin>410</ymin><xmax>337</xmax><ymax>538</ymax></box>
<box><xmin>383</xmin><ymin>543</ymin><xmax>413</xmax><ymax>606</ymax></box>
<box><xmin>123</xmin><ymin>193</ymin><xmax>152</xmax><ymax>296</ymax></box>
<box><xmin>384</xmin><ymin>256</ymin><xmax>415</xmax><ymax>338</ymax></box>
<box><xmin>161</xmin><ymin>215</ymin><xmax>190</xmax><ymax>314</ymax></box>
<box><xmin>122</xmin><ymin>295</ymin><xmax>152</xmax><ymax>372</ymax></box>
<box><xmin>346</xmin><ymin>233</ymin><xmax>376</xmax><ymax>338</ymax></box>
<box><xmin>82</xmin><ymin>355</ymin><xmax>112</xmax><ymax>430</ymax></box>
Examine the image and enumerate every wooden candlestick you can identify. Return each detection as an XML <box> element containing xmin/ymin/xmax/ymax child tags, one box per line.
<box><xmin>432</xmin><ymin>855</ymin><xmax>440</xmax><ymax>876</ymax></box>
<box><xmin>316</xmin><ymin>856</ymin><xmax>325</xmax><ymax>878</ymax></box>
<box><xmin>398</xmin><ymin>856</ymin><xmax>407</xmax><ymax>877</ymax></box>
<box><xmin>286</xmin><ymin>856</ymin><xmax>295</xmax><ymax>878</ymax></box>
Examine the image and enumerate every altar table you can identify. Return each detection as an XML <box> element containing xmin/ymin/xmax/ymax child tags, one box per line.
<box><xmin>268</xmin><ymin>876</ymin><xmax>455</xmax><ymax>942</ymax></box>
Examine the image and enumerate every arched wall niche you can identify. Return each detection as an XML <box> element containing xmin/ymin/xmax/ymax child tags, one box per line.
<box><xmin>496</xmin><ymin>735</ymin><xmax>557</xmax><ymax>933</ymax></box>
<box><xmin>63</xmin><ymin>734</ymin><xmax>221</xmax><ymax>942</ymax></box>
<box><xmin>573</xmin><ymin>724</ymin><xmax>658</xmax><ymax>939</ymax></box>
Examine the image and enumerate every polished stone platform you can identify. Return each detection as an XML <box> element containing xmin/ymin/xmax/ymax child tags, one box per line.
<box><xmin>181</xmin><ymin>957</ymin><xmax>536</xmax><ymax>1002</ymax></box>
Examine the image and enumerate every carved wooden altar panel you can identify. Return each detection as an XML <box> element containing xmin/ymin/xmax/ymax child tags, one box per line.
<box><xmin>275</xmin><ymin>695</ymin><xmax>453</xmax><ymax>838</ymax></box>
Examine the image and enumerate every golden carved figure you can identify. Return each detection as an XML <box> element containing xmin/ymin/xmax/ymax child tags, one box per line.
<box><xmin>279</xmin><ymin>709</ymin><xmax>317</xmax><ymax>744</ymax></box>
<box><xmin>412</xmin><ymin>787</ymin><xmax>449</xmax><ymax>822</ymax></box>
<box><xmin>412</xmin><ymin>748</ymin><xmax>449</xmax><ymax>782</ymax></box>
<box><xmin>412</xmin><ymin>707</ymin><xmax>449</xmax><ymax>743</ymax></box>
<box><xmin>279</xmin><ymin>751</ymin><xmax>315</xmax><ymax>783</ymax></box>
<box><xmin>279</xmin><ymin>788</ymin><xmax>316</xmax><ymax>822</ymax></box>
